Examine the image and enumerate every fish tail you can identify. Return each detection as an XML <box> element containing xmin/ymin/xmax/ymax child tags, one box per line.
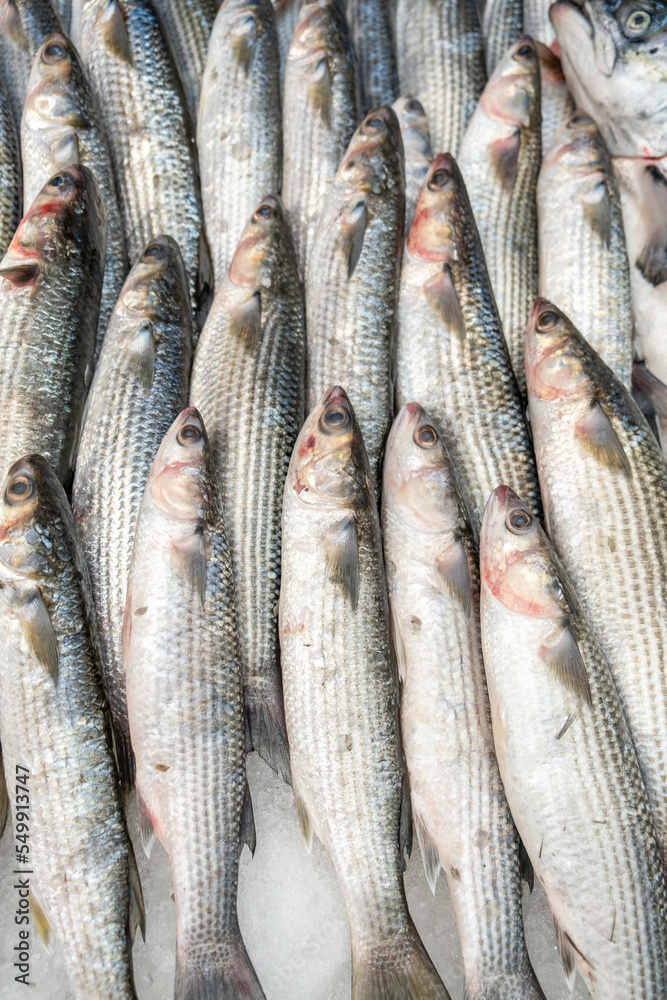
<box><xmin>352</xmin><ymin>926</ymin><xmax>451</xmax><ymax>1000</ymax></box>
<box><xmin>245</xmin><ymin>680</ymin><xmax>292</xmax><ymax>786</ymax></box>
<box><xmin>175</xmin><ymin>935</ymin><xmax>265</xmax><ymax>1000</ymax></box>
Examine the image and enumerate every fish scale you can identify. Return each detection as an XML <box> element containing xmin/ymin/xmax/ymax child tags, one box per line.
<box><xmin>344</xmin><ymin>0</ymin><xmax>398</xmax><ymax>113</ymax></box>
<box><xmin>0</xmin><ymin>0</ymin><xmax>62</xmax><ymax>132</ymax></box>
<box><xmin>0</xmin><ymin>76</ymin><xmax>20</xmax><ymax>256</ymax></box>
<box><xmin>151</xmin><ymin>0</ymin><xmax>219</xmax><ymax>126</ymax></box>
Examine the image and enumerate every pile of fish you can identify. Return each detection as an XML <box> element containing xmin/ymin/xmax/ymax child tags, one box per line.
<box><xmin>0</xmin><ymin>0</ymin><xmax>666</xmax><ymax>997</ymax></box>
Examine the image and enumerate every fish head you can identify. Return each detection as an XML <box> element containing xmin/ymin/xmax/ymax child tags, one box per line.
<box><xmin>407</xmin><ymin>154</ymin><xmax>462</xmax><ymax>261</ymax></box>
<box><xmin>219</xmin><ymin>0</ymin><xmax>269</xmax><ymax>72</ymax></box>
<box><xmin>24</xmin><ymin>33</ymin><xmax>91</xmax><ymax>132</ymax></box>
<box><xmin>338</xmin><ymin>105</ymin><xmax>402</xmax><ymax>196</ymax></box>
<box><xmin>228</xmin><ymin>194</ymin><xmax>286</xmax><ymax>289</ymax></box>
<box><xmin>481</xmin><ymin>35</ymin><xmax>541</xmax><ymax>130</ymax></box>
<box><xmin>525</xmin><ymin>299</ymin><xmax>592</xmax><ymax>403</ymax></box>
<box><xmin>541</xmin><ymin>111</ymin><xmax>613</xmax><ymax>217</ymax></box>
<box><xmin>0</xmin><ymin>455</ymin><xmax>69</xmax><ymax>582</ymax></box>
<box><xmin>544</xmin><ymin>109</ymin><xmax>606</xmax><ymax>166</ymax></box>
<box><xmin>290</xmin><ymin>386</ymin><xmax>372</xmax><ymax>511</ymax></box>
<box><xmin>290</xmin><ymin>0</ymin><xmax>341</xmax><ymax>63</ymax></box>
<box><xmin>148</xmin><ymin>409</ymin><xmax>214</xmax><ymax>526</ymax></box>
<box><xmin>120</xmin><ymin>235</ymin><xmax>190</xmax><ymax>322</ymax></box>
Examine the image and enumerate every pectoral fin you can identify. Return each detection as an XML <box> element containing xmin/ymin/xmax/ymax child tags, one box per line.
<box><xmin>11</xmin><ymin>588</ymin><xmax>59</xmax><ymax>684</ymax></box>
<box><xmin>124</xmin><ymin>322</ymin><xmax>155</xmax><ymax>394</ymax></box>
<box><xmin>30</xmin><ymin>892</ymin><xmax>52</xmax><ymax>948</ymax></box>
<box><xmin>412</xmin><ymin>795</ymin><xmax>440</xmax><ymax>894</ymax></box>
<box><xmin>583</xmin><ymin>187</ymin><xmax>611</xmax><ymax>248</ymax></box>
<box><xmin>99</xmin><ymin>0</ymin><xmax>133</xmax><ymax>65</ymax></box>
<box><xmin>436</xmin><ymin>538</ymin><xmax>473</xmax><ymax>617</ymax></box>
<box><xmin>490</xmin><ymin>131</ymin><xmax>520</xmax><ymax>188</ymax></box>
<box><xmin>0</xmin><ymin>262</ymin><xmax>40</xmax><ymax>286</ymax></box>
<box><xmin>540</xmin><ymin>617</ymin><xmax>592</xmax><ymax>706</ymax></box>
<box><xmin>229</xmin><ymin>291</ymin><xmax>261</xmax><ymax>350</ymax></box>
<box><xmin>342</xmin><ymin>200</ymin><xmax>367</xmax><ymax>278</ymax></box>
<box><xmin>324</xmin><ymin>515</ymin><xmax>359</xmax><ymax>610</ymax></box>
<box><xmin>575</xmin><ymin>399</ymin><xmax>630</xmax><ymax>476</ymax></box>
<box><xmin>136</xmin><ymin>788</ymin><xmax>156</xmax><ymax>858</ymax></box>
<box><xmin>423</xmin><ymin>266</ymin><xmax>464</xmax><ymax>338</ymax></box>
<box><xmin>636</xmin><ymin>239</ymin><xmax>667</xmax><ymax>287</ymax></box>
<box><xmin>309</xmin><ymin>57</ymin><xmax>332</xmax><ymax>127</ymax></box>
<box><xmin>171</xmin><ymin>530</ymin><xmax>207</xmax><ymax>606</ymax></box>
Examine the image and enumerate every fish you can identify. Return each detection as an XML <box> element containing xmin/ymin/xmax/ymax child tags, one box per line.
<box><xmin>124</xmin><ymin>407</ymin><xmax>264</xmax><ymax>1000</ymax></box>
<box><xmin>344</xmin><ymin>0</ymin><xmax>398</xmax><ymax>113</ymax></box>
<box><xmin>458</xmin><ymin>34</ymin><xmax>541</xmax><ymax>399</ymax></box>
<box><xmin>525</xmin><ymin>297</ymin><xmax>667</xmax><ymax>868</ymax></box>
<box><xmin>0</xmin><ymin>165</ymin><xmax>106</xmax><ymax>485</ymax></box>
<box><xmin>0</xmin><ymin>454</ymin><xmax>145</xmax><ymax>1000</ymax></box>
<box><xmin>282</xmin><ymin>0</ymin><xmax>358</xmax><ymax>277</ymax></box>
<box><xmin>0</xmin><ymin>74</ymin><xmax>21</xmax><ymax>257</ymax></box>
<box><xmin>551</xmin><ymin>0</ymin><xmax>667</xmax><ymax>158</ymax></box>
<box><xmin>72</xmin><ymin>235</ymin><xmax>192</xmax><ymax>795</ymax></box>
<box><xmin>199</xmin><ymin>0</ymin><xmax>282</xmax><ymax>292</ymax></box>
<box><xmin>524</xmin><ymin>0</ymin><xmax>555</xmax><ymax>44</ymax></box>
<box><xmin>272</xmin><ymin>0</ymin><xmax>301</xmax><ymax>82</ymax></box>
<box><xmin>22</xmin><ymin>31</ymin><xmax>128</xmax><ymax>358</ymax></box>
<box><xmin>480</xmin><ymin>483</ymin><xmax>667</xmax><ymax>998</ymax></box>
<box><xmin>482</xmin><ymin>0</ymin><xmax>523</xmax><ymax>76</ymax></box>
<box><xmin>395</xmin><ymin>0</ymin><xmax>486</xmax><ymax>158</ymax></box>
<box><xmin>396</xmin><ymin>153</ymin><xmax>541</xmax><ymax>535</ymax></box>
<box><xmin>279</xmin><ymin>386</ymin><xmax>451</xmax><ymax>1000</ymax></box>
<box><xmin>0</xmin><ymin>0</ymin><xmax>62</xmax><ymax>132</ymax></box>
<box><xmin>382</xmin><ymin>404</ymin><xmax>545</xmax><ymax>1000</ymax></box>
<box><xmin>535</xmin><ymin>39</ymin><xmax>574</xmax><ymax>154</ymax></box>
<box><xmin>151</xmin><ymin>0</ymin><xmax>219</xmax><ymax>127</ymax></box>
<box><xmin>392</xmin><ymin>94</ymin><xmax>433</xmax><ymax>232</ymax></box>
<box><xmin>537</xmin><ymin>110</ymin><xmax>633</xmax><ymax>387</ymax></box>
<box><xmin>306</xmin><ymin>106</ymin><xmax>404</xmax><ymax>491</ymax></box>
<box><xmin>79</xmin><ymin>0</ymin><xmax>205</xmax><ymax>314</ymax></box>
<box><xmin>52</xmin><ymin>0</ymin><xmax>68</xmax><ymax>28</ymax></box>
<box><xmin>190</xmin><ymin>194</ymin><xmax>305</xmax><ymax>784</ymax></box>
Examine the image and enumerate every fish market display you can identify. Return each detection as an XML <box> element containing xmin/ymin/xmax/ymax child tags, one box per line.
<box><xmin>0</xmin><ymin>74</ymin><xmax>20</xmax><ymax>255</ymax></box>
<box><xmin>395</xmin><ymin>0</ymin><xmax>486</xmax><ymax>157</ymax></box>
<box><xmin>190</xmin><ymin>195</ymin><xmax>304</xmax><ymax>784</ymax></box>
<box><xmin>72</xmin><ymin>235</ymin><xmax>192</xmax><ymax>794</ymax></box>
<box><xmin>537</xmin><ymin>111</ymin><xmax>633</xmax><ymax>387</ymax></box>
<box><xmin>382</xmin><ymin>404</ymin><xmax>545</xmax><ymax>1000</ymax></box>
<box><xmin>0</xmin><ymin>454</ymin><xmax>144</xmax><ymax>1000</ymax></box>
<box><xmin>396</xmin><ymin>153</ymin><xmax>541</xmax><ymax>534</ymax></box>
<box><xmin>199</xmin><ymin>0</ymin><xmax>282</xmax><ymax>291</ymax></box>
<box><xmin>535</xmin><ymin>40</ymin><xmax>574</xmax><ymax>156</ymax></box>
<box><xmin>480</xmin><ymin>484</ymin><xmax>667</xmax><ymax>998</ymax></box>
<box><xmin>282</xmin><ymin>0</ymin><xmax>357</xmax><ymax>276</ymax></box>
<box><xmin>482</xmin><ymin>0</ymin><xmax>522</xmax><ymax>76</ymax></box>
<box><xmin>392</xmin><ymin>94</ymin><xmax>432</xmax><ymax>232</ymax></box>
<box><xmin>124</xmin><ymin>407</ymin><xmax>263</xmax><ymax>1000</ymax></box>
<box><xmin>22</xmin><ymin>31</ymin><xmax>127</xmax><ymax>356</ymax></box>
<box><xmin>0</xmin><ymin>0</ymin><xmax>62</xmax><ymax>131</ymax></box>
<box><xmin>0</xmin><ymin>165</ymin><xmax>105</xmax><ymax>484</ymax></box>
<box><xmin>280</xmin><ymin>386</ymin><xmax>451</xmax><ymax>1000</ymax></box>
<box><xmin>525</xmin><ymin>299</ymin><xmax>667</xmax><ymax>863</ymax></box>
<box><xmin>151</xmin><ymin>0</ymin><xmax>219</xmax><ymax>126</ymax></box>
<box><xmin>345</xmin><ymin>0</ymin><xmax>398</xmax><ymax>113</ymax></box>
<box><xmin>306</xmin><ymin>106</ymin><xmax>404</xmax><ymax>490</ymax></box>
<box><xmin>458</xmin><ymin>35</ymin><xmax>541</xmax><ymax>397</ymax></box>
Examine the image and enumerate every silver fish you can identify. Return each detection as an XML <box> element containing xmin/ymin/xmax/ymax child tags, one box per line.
<box><xmin>0</xmin><ymin>0</ymin><xmax>62</xmax><ymax>132</ymax></box>
<box><xmin>0</xmin><ymin>74</ymin><xmax>20</xmax><ymax>256</ymax></box>
<box><xmin>344</xmin><ymin>0</ymin><xmax>398</xmax><ymax>113</ymax></box>
<box><xmin>482</xmin><ymin>0</ymin><xmax>523</xmax><ymax>76</ymax></box>
<box><xmin>152</xmin><ymin>0</ymin><xmax>219</xmax><ymax>126</ymax></box>
<box><xmin>392</xmin><ymin>94</ymin><xmax>432</xmax><ymax>232</ymax></box>
<box><xmin>535</xmin><ymin>39</ymin><xmax>574</xmax><ymax>154</ymax></box>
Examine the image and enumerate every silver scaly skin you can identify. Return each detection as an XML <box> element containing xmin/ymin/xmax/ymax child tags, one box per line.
<box><xmin>190</xmin><ymin>195</ymin><xmax>305</xmax><ymax>785</ymax></box>
<box><xmin>282</xmin><ymin>0</ymin><xmax>358</xmax><ymax>278</ymax></box>
<box><xmin>280</xmin><ymin>386</ymin><xmax>451</xmax><ymax>1000</ymax></box>
<box><xmin>538</xmin><ymin>111</ymin><xmax>633</xmax><ymax>387</ymax></box>
<box><xmin>392</xmin><ymin>95</ymin><xmax>432</xmax><ymax>233</ymax></box>
<box><xmin>525</xmin><ymin>298</ymin><xmax>667</xmax><ymax>865</ymax></box>
<box><xmin>523</xmin><ymin>0</ymin><xmax>554</xmax><ymax>44</ymax></box>
<box><xmin>272</xmin><ymin>0</ymin><xmax>300</xmax><ymax>83</ymax></box>
<box><xmin>480</xmin><ymin>484</ymin><xmax>667</xmax><ymax>998</ymax></box>
<box><xmin>382</xmin><ymin>404</ymin><xmax>545</xmax><ymax>1000</ymax></box>
<box><xmin>344</xmin><ymin>0</ymin><xmax>398</xmax><ymax>113</ymax></box>
<box><xmin>79</xmin><ymin>0</ymin><xmax>205</xmax><ymax>313</ymax></box>
<box><xmin>458</xmin><ymin>35</ymin><xmax>541</xmax><ymax>399</ymax></box>
<box><xmin>0</xmin><ymin>0</ymin><xmax>62</xmax><ymax>132</ymax></box>
<box><xmin>22</xmin><ymin>31</ymin><xmax>128</xmax><ymax>359</ymax></box>
<box><xmin>152</xmin><ymin>0</ymin><xmax>220</xmax><ymax>127</ymax></box>
<box><xmin>125</xmin><ymin>408</ymin><xmax>265</xmax><ymax>1000</ymax></box>
<box><xmin>0</xmin><ymin>74</ymin><xmax>20</xmax><ymax>256</ymax></box>
<box><xmin>306</xmin><ymin>106</ymin><xmax>404</xmax><ymax>493</ymax></box>
<box><xmin>0</xmin><ymin>455</ymin><xmax>144</xmax><ymax>1000</ymax></box>
<box><xmin>482</xmin><ymin>0</ymin><xmax>523</xmax><ymax>76</ymax></box>
<box><xmin>396</xmin><ymin>153</ymin><xmax>541</xmax><ymax>537</ymax></box>
<box><xmin>535</xmin><ymin>40</ymin><xmax>574</xmax><ymax>155</ymax></box>
<box><xmin>72</xmin><ymin>235</ymin><xmax>192</xmax><ymax>795</ymax></box>
<box><xmin>0</xmin><ymin>165</ymin><xmax>105</xmax><ymax>485</ymax></box>
<box><xmin>199</xmin><ymin>0</ymin><xmax>282</xmax><ymax>292</ymax></box>
<box><xmin>52</xmin><ymin>0</ymin><xmax>69</xmax><ymax>28</ymax></box>
<box><xmin>395</xmin><ymin>0</ymin><xmax>486</xmax><ymax>159</ymax></box>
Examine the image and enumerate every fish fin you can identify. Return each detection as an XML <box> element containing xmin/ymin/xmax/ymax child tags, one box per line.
<box><xmin>636</xmin><ymin>238</ymin><xmax>667</xmax><ymax>287</ymax></box>
<box><xmin>519</xmin><ymin>838</ymin><xmax>534</xmax><ymax>891</ymax></box>
<box><xmin>592</xmin><ymin>21</ymin><xmax>616</xmax><ymax>76</ymax></box>
<box><xmin>170</xmin><ymin>530</ymin><xmax>207</xmax><ymax>606</ymax></box>
<box><xmin>436</xmin><ymin>538</ymin><xmax>473</xmax><ymax>617</ymax></box>
<box><xmin>351</xmin><ymin>925</ymin><xmax>447</xmax><ymax>1000</ymax></box>
<box><xmin>244</xmin><ymin>681</ymin><xmax>292</xmax><ymax>785</ymax></box>
<box><xmin>0</xmin><ymin>261</ymin><xmax>41</xmax><ymax>286</ymax></box>
<box><xmin>423</xmin><ymin>266</ymin><xmax>464</xmax><ymax>337</ymax></box>
<box><xmin>29</xmin><ymin>893</ymin><xmax>52</xmax><ymax>948</ymax></box>
<box><xmin>127</xmin><ymin>837</ymin><xmax>146</xmax><ymax>943</ymax></box>
<box><xmin>324</xmin><ymin>515</ymin><xmax>359</xmax><ymax>610</ymax></box>
<box><xmin>540</xmin><ymin>617</ymin><xmax>592</xmax><ymax>706</ymax></box>
<box><xmin>343</xmin><ymin>200</ymin><xmax>368</xmax><ymax>278</ymax></box>
<box><xmin>575</xmin><ymin>399</ymin><xmax>631</xmax><ymax>476</ymax></box>
<box><xmin>112</xmin><ymin>716</ymin><xmax>136</xmax><ymax>799</ymax></box>
<box><xmin>399</xmin><ymin>768</ymin><xmax>412</xmax><ymax>865</ymax></box>
<box><xmin>490</xmin><ymin>131</ymin><xmax>520</xmax><ymax>188</ymax></box>
<box><xmin>309</xmin><ymin>57</ymin><xmax>332</xmax><ymax>127</ymax></box>
<box><xmin>389</xmin><ymin>608</ymin><xmax>407</xmax><ymax>684</ymax></box>
<box><xmin>583</xmin><ymin>191</ymin><xmax>611</xmax><ymax>248</ymax></box>
<box><xmin>295</xmin><ymin>791</ymin><xmax>313</xmax><ymax>851</ymax></box>
<box><xmin>552</xmin><ymin>911</ymin><xmax>592</xmax><ymax>991</ymax></box>
<box><xmin>52</xmin><ymin>129</ymin><xmax>82</xmax><ymax>168</ymax></box>
<box><xmin>0</xmin><ymin>746</ymin><xmax>6</xmax><ymax>839</ymax></box>
<box><xmin>412</xmin><ymin>796</ymin><xmax>440</xmax><ymax>894</ymax></box>
<box><xmin>99</xmin><ymin>0</ymin><xmax>133</xmax><ymax>65</ymax></box>
<box><xmin>125</xmin><ymin>322</ymin><xmax>155</xmax><ymax>394</ymax></box>
<box><xmin>632</xmin><ymin>362</ymin><xmax>667</xmax><ymax>417</ymax></box>
<box><xmin>241</xmin><ymin>783</ymin><xmax>256</xmax><ymax>857</ymax></box>
<box><xmin>175</xmin><ymin>933</ymin><xmax>265</xmax><ymax>1000</ymax></box>
<box><xmin>1</xmin><ymin>0</ymin><xmax>26</xmax><ymax>48</ymax></box>
<box><xmin>231</xmin><ymin>12</ymin><xmax>257</xmax><ymax>74</ymax></box>
<box><xmin>136</xmin><ymin>788</ymin><xmax>156</xmax><ymax>858</ymax></box>
<box><xmin>10</xmin><ymin>587</ymin><xmax>59</xmax><ymax>684</ymax></box>
<box><xmin>229</xmin><ymin>291</ymin><xmax>261</xmax><ymax>350</ymax></box>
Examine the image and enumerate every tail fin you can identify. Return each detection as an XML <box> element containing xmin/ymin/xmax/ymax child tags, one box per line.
<box><xmin>352</xmin><ymin>926</ymin><xmax>451</xmax><ymax>1000</ymax></box>
<box><xmin>175</xmin><ymin>935</ymin><xmax>265</xmax><ymax>1000</ymax></box>
<box><xmin>245</xmin><ymin>680</ymin><xmax>291</xmax><ymax>786</ymax></box>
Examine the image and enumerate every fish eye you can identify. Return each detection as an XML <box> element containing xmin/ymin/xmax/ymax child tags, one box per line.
<box><xmin>256</xmin><ymin>204</ymin><xmax>273</xmax><ymax>219</ymax></box>
<box><xmin>406</xmin><ymin>98</ymin><xmax>423</xmax><ymax>113</ymax></box>
<box><xmin>429</xmin><ymin>168</ymin><xmax>450</xmax><ymax>189</ymax></box>
<box><xmin>414</xmin><ymin>424</ymin><xmax>438</xmax><ymax>448</ymax></box>
<box><xmin>537</xmin><ymin>310</ymin><xmax>559</xmax><ymax>330</ymax></box>
<box><xmin>49</xmin><ymin>173</ymin><xmax>70</xmax><ymax>189</ymax></box>
<box><xmin>507</xmin><ymin>509</ymin><xmax>532</xmax><ymax>532</ymax></box>
<box><xmin>625</xmin><ymin>8</ymin><xmax>651</xmax><ymax>33</ymax></box>
<box><xmin>516</xmin><ymin>44</ymin><xmax>533</xmax><ymax>58</ymax></box>
<box><xmin>43</xmin><ymin>42</ymin><xmax>67</xmax><ymax>61</ymax></box>
<box><xmin>321</xmin><ymin>405</ymin><xmax>350</xmax><ymax>432</ymax></box>
<box><xmin>569</xmin><ymin>112</ymin><xmax>590</xmax><ymax>127</ymax></box>
<box><xmin>142</xmin><ymin>242</ymin><xmax>167</xmax><ymax>261</ymax></box>
<box><xmin>6</xmin><ymin>474</ymin><xmax>34</xmax><ymax>504</ymax></box>
<box><xmin>364</xmin><ymin>116</ymin><xmax>386</xmax><ymax>132</ymax></box>
<box><xmin>177</xmin><ymin>423</ymin><xmax>202</xmax><ymax>445</ymax></box>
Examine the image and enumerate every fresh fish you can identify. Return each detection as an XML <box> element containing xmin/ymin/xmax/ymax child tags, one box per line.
<box><xmin>538</xmin><ymin>111</ymin><xmax>633</xmax><ymax>387</ymax></box>
<box><xmin>282</xmin><ymin>0</ymin><xmax>358</xmax><ymax>277</ymax></box>
<box><xmin>0</xmin><ymin>165</ymin><xmax>105</xmax><ymax>484</ymax></box>
<box><xmin>535</xmin><ymin>39</ymin><xmax>574</xmax><ymax>154</ymax></box>
<box><xmin>52</xmin><ymin>0</ymin><xmax>68</xmax><ymax>29</ymax></box>
<box><xmin>22</xmin><ymin>31</ymin><xmax>128</xmax><ymax>358</ymax></box>
<box><xmin>344</xmin><ymin>0</ymin><xmax>398</xmax><ymax>113</ymax></box>
<box><xmin>550</xmin><ymin>0</ymin><xmax>667</xmax><ymax>157</ymax></box>
<box><xmin>0</xmin><ymin>0</ymin><xmax>62</xmax><ymax>132</ymax></box>
<box><xmin>480</xmin><ymin>483</ymin><xmax>667</xmax><ymax>998</ymax></box>
<box><xmin>458</xmin><ymin>35</ymin><xmax>541</xmax><ymax>398</ymax></box>
<box><xmin>0</xmin><ymin>75</ymin><xmax>20</xmax><ymax>256</ymax></box>
<box><xmin>124</xmin><ymin>407</ymin><xmax>264</xmax><ymax>1000</ymax></box>
<box><xmin>79</xmin><ymin>0</ymin><xmax>205</xmax><ymax>313</ymax></box>
<box><xmin>273</xmin><ymin>0</ymin><xmax>301</xmax><ymax>82</ymax></box>
<box><xmin>152</xmin><ymin>0</ymin><xmax>219</xmax><ymax>127</ymax></box>
<box><xmin>525</xmin><ymin>298</ymin><xmax>667</xmax><ymax>866</ymax></box>
<box><xmin>0</xmin><ymin>454</ymin><xmax>144</xmax><ymax>1000</ymax></box>
<box><xmin>524</xmin><ymin>0</ymin><xmax>554</xmax><ymax>43</ymax></box>
<box><xmin>280</xmin><ymin>386</ymin><xmax>451</xmax><ymax>1000</ymax></box>
<box><xmin>396</xmin><ymin>153</ymin><xmax>541</xmax><ymax>535</ymax></box>
<box><xmin>382</xmin><ymin>404</ymin><xmax>545</xmax><ymax>1000</ymax></box>
<box><xmin>306</xmin><ymin>106</ymin><xmax>404</xmax><ymax>490</ymax></box>
<box><xmin>190</xmin><ymin>195</ymin><xmax>304</xmax><ymax>784</ymax></box>
<box><xmin>482</xmin><ymin>0</ymin><xmax>523</xmax><ymax>76</ymax></box>
<box><xmin>72</xmin><ymin>235</ymin><xmax>192</xmax><ymax>794</ymax></box>
<box><xmin>395</xmin><ymin>0</ymin><xmax>486</xmax><ymax>158</ymax></box>
<box><xmin>392</xmin><ymin>94</ymin><xmax>432</xmax><ymax>232</ymax></box>
<box><xmin>199</xmin><ymin>0</ymin><xmax>282</xmax><ymax>292</ymax></box>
